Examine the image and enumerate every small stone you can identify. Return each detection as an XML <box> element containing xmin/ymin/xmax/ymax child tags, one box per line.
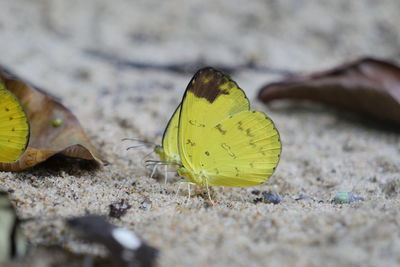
<box><xmin>262</xmin><ymin>191</ymin><xmax>282</xmax><ymax>204</ymax></box>
<box><xmin>52</xmin><ymin>118</ymin><xmax>63</xmax><ymax>127</ymax></box>
<box><xmin>333</xmin><ymin>191</ymin><xmax>364</xmax><ymax>204</ymax></box>
<box><xmin>109</xmin><ymin>199</ymin><xmax>132</xmax><ymax>219</ymax></box>
<box><xmin>139</xmin><ymin>199</ymin><xmax>152</xmax><ymax>211</ymax></box>
<box><xmin>203</xmin><ymin>201</ymin><xmax>212</xmax><ymax>208</ymax></box>
<box><xmin>253</xmin><ymin>197</ymin><xmax>263</xmax><ymax>204</ymax></box>
<box><xmin>295</xmin><ymin>195</ymin><xmax>314</xmax><ymax>201</ymax></box>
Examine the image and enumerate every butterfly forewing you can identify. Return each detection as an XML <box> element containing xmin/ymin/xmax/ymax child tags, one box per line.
<box><xmin>178</xmin><ymin>68</ymin><xmax>250</xmax><ymax>171</ymax></box>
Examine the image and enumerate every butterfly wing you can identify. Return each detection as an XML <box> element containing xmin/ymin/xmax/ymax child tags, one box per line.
<box><xmin>155</xmin><ymin>105</ymin><xmax>181</xmax><ymax>163</ymax></box>
<box><xmin>195</xmin><ymin>110</ymin><xmax>281</xmax><ymax>186</ymax></box>
<box><xmin>178</xmin><ymin>68</ymin><xmax>250</xmax><ymax>174</ymax></box>
<box><xmin>0</xmin><ymin>83</ymin><xmax>29</xmax><ymax>163</ymax></box>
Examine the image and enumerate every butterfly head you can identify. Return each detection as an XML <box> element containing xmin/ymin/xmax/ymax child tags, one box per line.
<box><xmin>154</xmin><ymin>145</ymin><xmax>166</xmax><ymax>162</ymax></box>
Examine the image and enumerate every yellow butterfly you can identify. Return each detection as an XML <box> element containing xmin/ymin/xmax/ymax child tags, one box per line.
<box><xmin>156</xmin><ymin>68</ymin><xmax>281</xmax><ymax>188</ymax></box>
<box><xmin>0</xmin><ymin>81</ymin><xmax>29</xmax><ymax>163</ymax></box>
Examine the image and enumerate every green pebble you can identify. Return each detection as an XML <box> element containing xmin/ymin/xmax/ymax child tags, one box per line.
<box><xmin>52</xmin><ymin>118</ymin><xmax>63</xmax><ymax>127</ymax></box>
<box><xmin>334</xmin><ymin>191</ymin><xmax>350</xmax><ymax>204</ymax></box>
<box><xmin>333</xmin><ymin>191</ymin><xmax>364</xmax><ymax>204</ymax></box>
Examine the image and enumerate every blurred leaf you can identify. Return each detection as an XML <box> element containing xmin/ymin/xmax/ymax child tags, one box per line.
<box><xmin>258</xmin><ymin>58</ymin><xmax>400</xmax><ymax>125</ymax></box>
<box><xmin>0</xmin><ymin>67</ymin><xmax>106</xmax><ymax>171</ymax></box>
<box><xmin>68</xmin><ymin>215</ymin><xmax>159</xmax><ymax>267</ymax></box>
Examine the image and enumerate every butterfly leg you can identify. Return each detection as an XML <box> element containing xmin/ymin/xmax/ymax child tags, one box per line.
<box><xmin>164</xmin><ymin>165</ymin><xmax>168</xmax><ymax>184</ymax></box>
<box><xmin>205</xmin><ymin>179</ymin><xmax>217</xmax><ymax>206</ymax></box>
<box><xmin>174</xmin><ymin>182</ymin><xmax>183</xmax><ymax>201</ymax></box>
<box><xmin>186</xmin><ymin>183</ymin><xmax>191</xmax><ymax>204</ymax></box>
<box><xmin>150</xmin><ymin>163</ymin><xmax>159</xmax><ymax>179</ymax></box>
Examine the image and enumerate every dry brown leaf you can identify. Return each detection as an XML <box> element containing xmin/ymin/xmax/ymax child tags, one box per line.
<box><xmin>0</xmin><ymin>67</ymin><xmax>107</xmax><ymax>171</ymax></box>
<box><xmin>258</xmin><ymin>58</ymin><xmax>400</xmax><ymax>125</ymax></box>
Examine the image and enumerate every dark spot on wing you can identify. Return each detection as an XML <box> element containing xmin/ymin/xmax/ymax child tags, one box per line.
<box><xmin>205</xmin><ymin>151</ymin><xmax>210</xmax><ymax>156</ymax></box>
<box><xmin>186</xmin><ymin>139</ymin><xmax>196</xmax><ymax>147</ymax></box>
<box><xmin>189</xmin><ymin>120</ymin><xmax>206</xmax><ymax>127</ymax></box>
<box><xmin>246</xmin><ymin>128</ymin><xmax>254</xmax><ymax>137</ymax></box>
<box><xmin>215</xmin><ymin>124</ymin><xmax>226</xmax><ymax>135</ymax></box>
<box><xmin>187</xmin><ymin>68</ymin><xmax>238</xmax><ymax>103</ymax></box>
<box><xmin>249</xmin><ymin>140</ymin><xmax>256</xmax><ymax>148</ymax></box>
<box><xmin>221</xmin><ymin>143</ymin><xmax>237</xmax><ymax>159</ymax></box>
<box><xmin>237</xmin><ymin>121</ymin><xmax>244</xmax><ymax>131</ymax></box>
<box><xmin>235</xmin><ymin>167</ymin><xmax>240</xmax><ymax>177</ymax></box>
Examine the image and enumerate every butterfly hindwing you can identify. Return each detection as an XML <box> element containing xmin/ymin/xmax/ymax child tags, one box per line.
<box><xmin>158</xmin><ymin>105</ymin><xmax>181</xmax><ymax>163</ymax></box>
<box><xmin>178</xmin><ymin>68</ymin><xmax>250</xmax><ymax>172</ymax></box>
<box><xmin>196</xmin><ymin>110</ymin><xmax>281</xmax><ymax>186</ymax></box>
<box><xmin>0</xmin><ymin>82</ymin><xmax>29</xmax><ymax>163</ymax></box>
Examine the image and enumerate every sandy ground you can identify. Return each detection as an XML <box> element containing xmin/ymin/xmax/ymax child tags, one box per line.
<box><xmin>1</xmin><ymin>1</ymin><xmax>400</xmax><ymax>266</ymax></box>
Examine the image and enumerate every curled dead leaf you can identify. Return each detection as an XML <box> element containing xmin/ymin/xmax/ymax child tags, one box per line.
<box><xmin>258</xmin><ymin>58</ymin><xmax>400</xmax><ymax>125</ymax></box>
<box><xmin>0</xmin><ymin>67</ymin><xmax>107</xmax><ymax>171</ymax></box>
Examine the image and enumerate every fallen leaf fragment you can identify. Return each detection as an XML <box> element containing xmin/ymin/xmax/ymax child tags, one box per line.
<box><xmin>258</xmin><ymin>58</ymin><xmax>400</xmax><ymax>125</ymax></box>
<box><xmin>0</xmin><ymin>66</ymin><xmax>106</xmax><ymax>171</ymax></box>
<box><xmin>67</xmin><ymin>215</ymin><xmax>159</xmax><ymax>267</ymax></box>
<box><xmin>109</xmin><ymin>199</ymin><xmax>132</xmax><ymax>219</ymax></box>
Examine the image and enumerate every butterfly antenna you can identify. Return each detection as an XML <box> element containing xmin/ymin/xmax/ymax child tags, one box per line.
<box><xmin>126</xmin><ymin>144</ymin><xmax>151</xmax><ymax>150</ymax></box>
<box><xmin>122</xmin><ymin>138</ymin><xmax>157</xmax><ymax>150</ymax></box>
<box><xmin>122</xmin><ymin>137</ymin><xmax>155</xmax><ymax>143</ymax></box>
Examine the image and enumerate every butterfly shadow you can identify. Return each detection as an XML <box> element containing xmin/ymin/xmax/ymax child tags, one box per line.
<box><xmin>16</xmin><ymin>154</ymin><xmax>101</xmax><ymax>178</ymax></box>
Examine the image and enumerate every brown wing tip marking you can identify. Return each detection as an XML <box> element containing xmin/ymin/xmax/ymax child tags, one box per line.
<box><xmin>189</xmin><ymin>68</ymin><xmax>234</xmax><ymax>103</ymax></box>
